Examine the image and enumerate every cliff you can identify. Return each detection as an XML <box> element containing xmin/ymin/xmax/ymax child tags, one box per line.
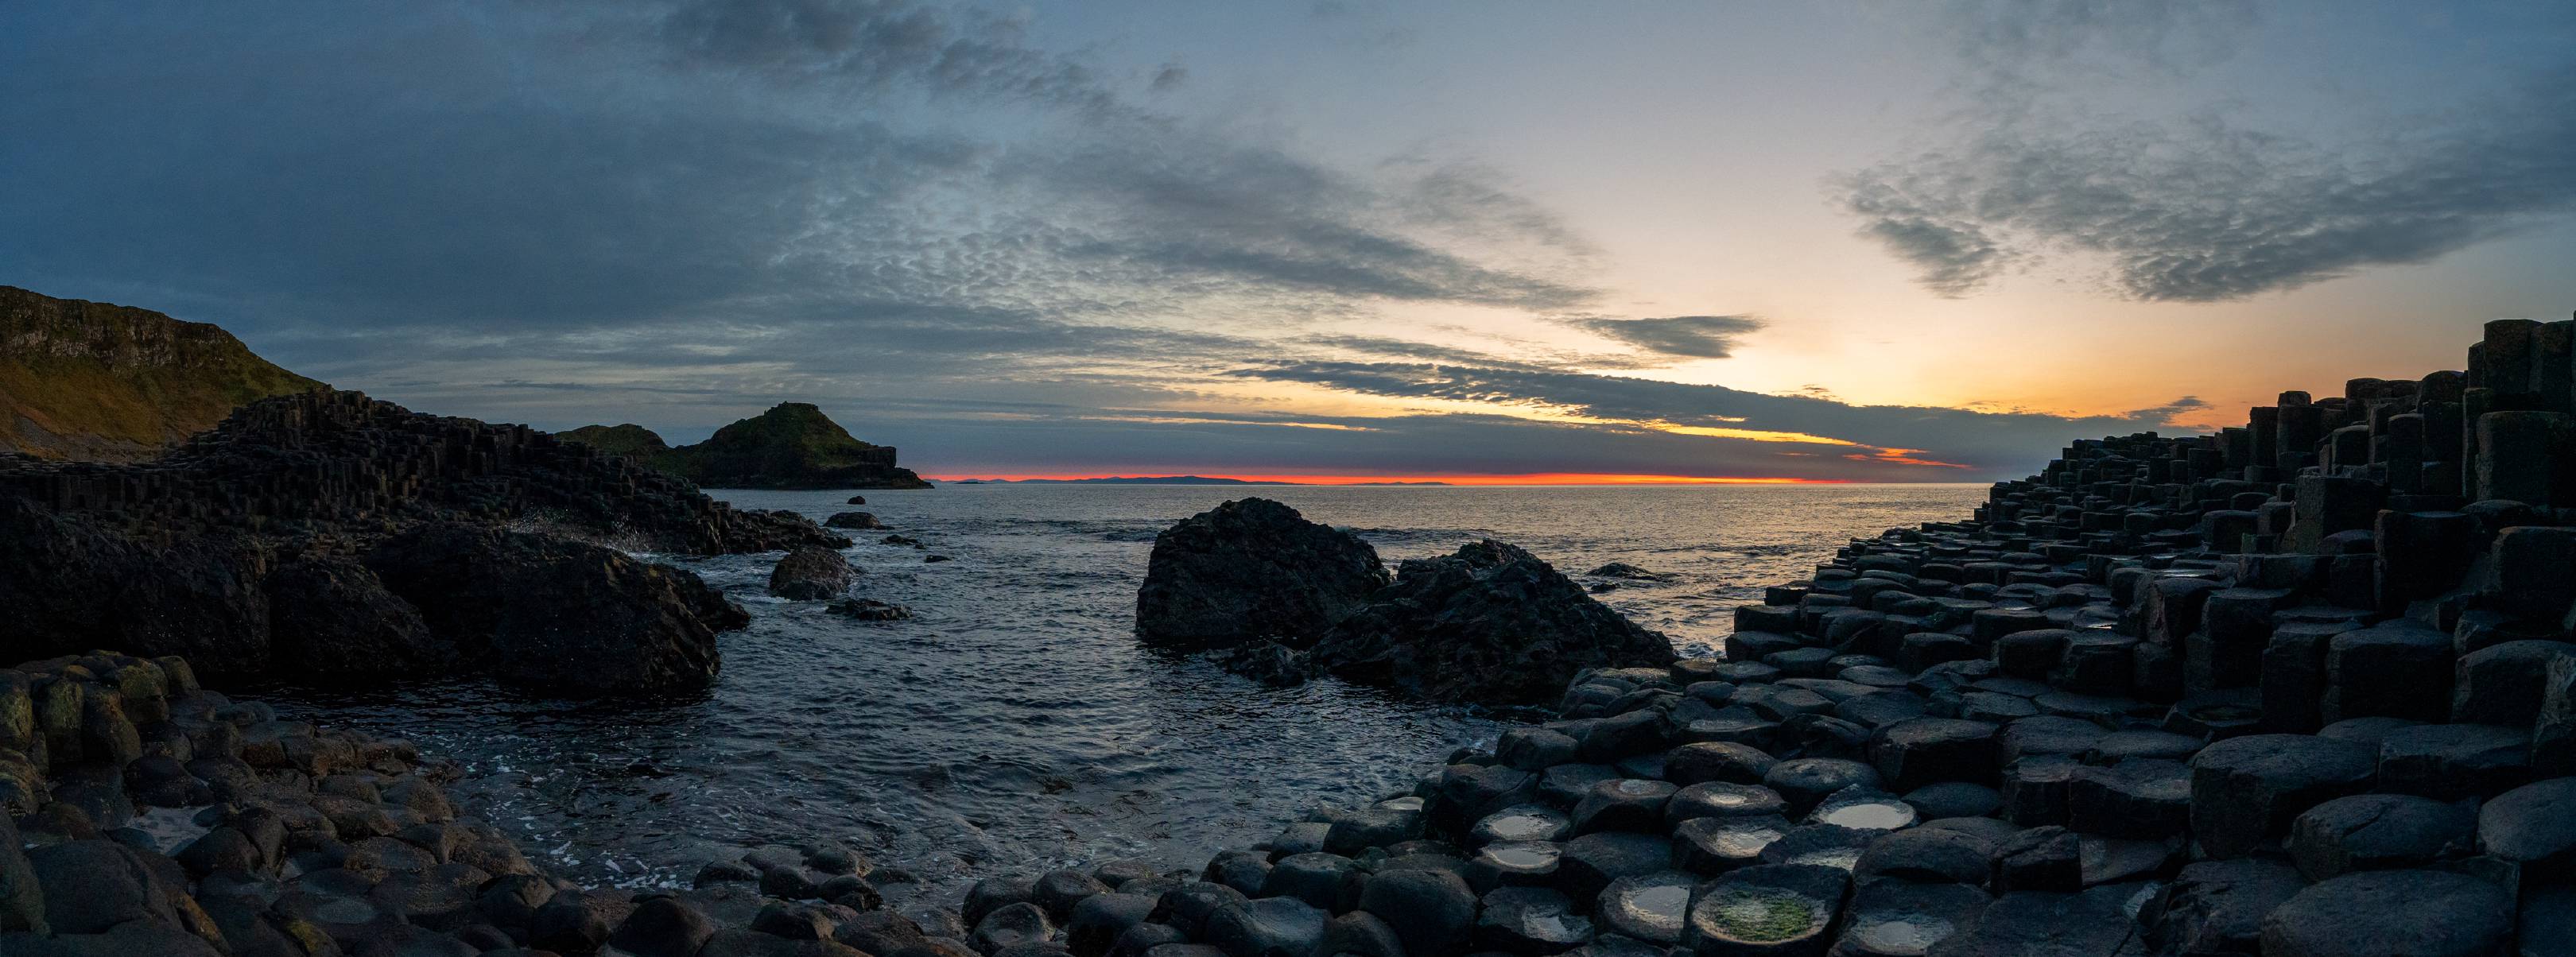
<box><xmin>0</xmin><ymin>285</ymin><xmax>321</xmax><ymax>461</ymax></box>
<box><xmin>568</xmin><ymin>401</ymin><xmax>933</xmax><ymax>490</ymax></box>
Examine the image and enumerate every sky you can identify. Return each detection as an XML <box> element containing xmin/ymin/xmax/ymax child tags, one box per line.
<box><xmin>6</xmin><ymin>0</ymin><xmax>2575</xmax><ymax>482</ymax></box>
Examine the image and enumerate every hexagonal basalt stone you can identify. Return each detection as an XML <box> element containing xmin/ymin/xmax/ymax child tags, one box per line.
<box><xmin>1851</xmin><ymin>827</ymin><xmax>1992</xmax><ymax>885</ymax></box>
<box><xmin>1573</xmin><ymin>779</ymin><xmax>1679</xmax><ymax>835</ymax></box>
<box><xmin>1901</xmin><ymin>782</ymin><xmax>2000</xmax><ymax>821</ymax></box>
<box><xmin>2322</xmin><ymin>623</ymin><xmax>2454</xmax><ymax>724</ymax></box>
<box><xmin>1556</xmin><ymin>831</ymin><xmax>1672</xmax><ymax>902</ymax></box>
<box><xmin>1538</xmin><ymin>764</ymin><xmax>1622</xmax><ymax>808</ymax></box>
<box><xmin>1666</xmin><ymin>743</ymin><xmax>1779</xmax><ymax>788</ymax></box>
<box><xmin>1805</xmin><ymin>786</ymin><xmax>1917</xmax><ymax>832</ymax></box>
<box><xmin>1666</xmin><ymin>783</ymin><xmax>1788</xmax><ymax>827</ymax></box>
<box><xmin>1204</xmin><ymin>897</ymin><xmax>1328</xmax><ymax>957</ymax></box>
<box><xmin>2374</xmin><ymin>723</ymin><xmax>2532</xmax><ymax>800</ymax></box>
<box><xmin>1672</xmin><ymin>816</ymin><xmax>1790</xmax><ymax>875</ymax></box>
<box><xmin>1988</xmin><ymin>827</ymin><xmax>2079</xmax><ymax>894</ymax></box>
<box><xmin>2258</xmin><ymin>870</ymin><xmax>2512</xmax><ymax>957</ymax></box>
<box><xmin>1473</xmin><ymin>804</ymin><xmax>1574</xmax><ymax>847</ymax></box>
<box><xmin>1997</xmin><ymin>717</ymin><xmax>2109</xmax><ymax>764</ymax></box>
<box><xmin>2187</xmin><ymin>734</ymin><xmax>2376</xmax><ymax>858</ymax></box>
<box><xmin>1475</xmin><ymin>886</ymin><xmax>1593</xmax><ymax>955</ymax></box>
<box><xmin>1758</xmin><ymin>823</ymin><xmax>1876</xmax><ymax>871</ymax></box>
<box><xmin>2143</xmin><ymin>858</ymin><xmax>2304</xmax><ymax>957</ymax></box>
<box><xmin>1832</xmin><ymin>879</ymin><xmax>1988</xmax><ymax>957</ymax></box>
<box><xmin>1596</xmin><ymin>870</ymin><xmax>1695</xmax><ymax>944</ymax></box>
<box><xmin>1684</xmin><ymin>863</ymin><xmax>1849</xmax><ymax>957</ymax></box>
<box><xmin>2450</xmin><ymin>639</ymin><xmax>2576</xmax><ymax>726</ymax></box>
<box><xmin>1926</xmin><ymin>885</ymin><xmax>2144</xmax><ymax>956</ymax></box>
<box><xmin>2065</xmin><ymin>759</ymin><xmax>2191</xmax><ymax>841</ymax></box>
<box><xmin>1681</xmin><ymin>715</ymin><xmax>1786</xmax><ymax>753</ymax></box>
<box><xmin>1469</xmin><ymin>841</ymin><xmax>1563</xmax><ymax>890</ymax></box>
<box><xmin>1868</xmin><ymin>719</ymin><xmax>1999</xmax><ymax>793</ymax></box>
<box><xmin>2288</xmin><ymin>793</ymin><xmax>2476</xmax><ymax>881</ymax></box>
<box><xmin>2477</xmin><ymin>776</ymin><xmax>2576</xmax><ymax>881</ymax></box>
<box><xmin>1763</xmin><ymin>759</ymin><xmax>1883</xmax><ymax>817</ymax></box>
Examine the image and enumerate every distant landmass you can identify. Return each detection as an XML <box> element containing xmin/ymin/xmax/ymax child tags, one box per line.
<box><xmin>952</xmin><ymin>475</ymin><xmax>1453</xmax><ymax>486</ymax></box>
<box><xmin>0</xmin><ymin>285</ymin><xmax>323</xmax><ymax>461</ymax></box>
<box><xmin>566</xmin><ymin>403</ymin><xmax>933</xmax><ymax>490</ymax></box>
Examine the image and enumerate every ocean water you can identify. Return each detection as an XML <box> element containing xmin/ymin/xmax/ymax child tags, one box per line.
<box><xmin>250</xmin><ymin>483</ymin><xmax>1986</xmax><ymax>903</ymax></box>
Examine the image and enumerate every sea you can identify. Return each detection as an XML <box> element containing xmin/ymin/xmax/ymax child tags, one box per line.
<box><xmin>250</xmin><ymin>482</ymin><xmax>1988</xmax><ymax>907</ymax></box>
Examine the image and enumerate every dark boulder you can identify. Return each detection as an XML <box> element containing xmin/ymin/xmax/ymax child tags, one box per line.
<box><xmin>1135</xmin><ymin>498</ymin><xmax>1389</xmax><ymax>650</ymax></box>
<box><xmin>263</xmin><ymin>555</ymin><xmax>451</xmax><ymax>677</ymax></box>
<box><xmin>769</xmin><ymin>546</ymin><xmax>855</xmax><ymax>600</ymax></box>
<box><xmin>2259</xmin><ymin>870</ymin><xmax>2512</xmax><ymax>957</ymax></box>
<box><xmin>1308</xmin><ymin>540</ymin><xmax>1676</xmax><ymax>703</ymax></box>
<box><xmin>0</xmin><ymin>498</ymin><xmax>273</xmax><ymax>675</ymax></box>
<box><xmin>364</xmin><ymin>522</ymin><xmax>747</xmax><ymax>695</ymax></box>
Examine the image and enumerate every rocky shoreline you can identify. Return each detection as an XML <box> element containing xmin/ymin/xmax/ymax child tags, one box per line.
<box><xmin>10</xmin><ymin>319</ymin><xmax>2576</xmax><ymax>955</ymax></box>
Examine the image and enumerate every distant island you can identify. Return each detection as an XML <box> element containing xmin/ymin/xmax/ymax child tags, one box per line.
<box><xmin>949</xmin><ymin>475</ymin><xmax>1453</xmax><ymax>486</ymax></box>
<box><xmin>565</xmin><ymin>403</ymin><xmax>933</xmax><ymax>490</ymax></box>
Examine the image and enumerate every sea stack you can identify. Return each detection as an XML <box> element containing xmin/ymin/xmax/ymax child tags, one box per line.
<box><xmin>566</xmin><ymin>402</ymin><xmax>932</xmax><ymax>490</ymax></box>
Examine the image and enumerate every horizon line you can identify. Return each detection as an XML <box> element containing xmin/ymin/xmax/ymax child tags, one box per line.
<box><xmin>923</xmin><ymin>471</ymin><xmax>1881</xmax><ymax>486</ymax></box>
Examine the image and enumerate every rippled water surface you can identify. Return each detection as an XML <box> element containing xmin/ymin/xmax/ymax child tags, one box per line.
<box><xmin>250</xmin><ymin>483</ymin><xmax>1983</xmax><ymax>901</ymax></box>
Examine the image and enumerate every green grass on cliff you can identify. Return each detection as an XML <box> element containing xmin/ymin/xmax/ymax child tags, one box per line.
<box><xmin>0</xmin><ymin>287</ymin><xmax>322</xmax><ymax>460</ymax></box>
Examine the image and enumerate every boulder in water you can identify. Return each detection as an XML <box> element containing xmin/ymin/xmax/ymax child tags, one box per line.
<box><xmin>769</xmin><ymin>547</ymin><xmax>855</xmax><ymax>600</ymax></box>
<box><xmin>1135</xmin><ymin>498</ymin><xmax>1389</xmax><ymax>649</ymax></box>
<box><xmin>1307</xmin><ymin>540</ymin><xmax>1676</xmax><ymax>703</ymax></box>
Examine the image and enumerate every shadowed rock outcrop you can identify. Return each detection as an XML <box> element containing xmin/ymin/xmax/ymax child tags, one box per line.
<box><xmin>0</xmin><ymin>389</ymin><xmax>826</xmax><ymax>692</ymax></box>
<box><xmin>1136</xmin><ymin>500</ymin><xmax>1671</xmax><ymax>703</ymax></box>
<box><xmin>1309</xmin><ymin>540</ymin><xmax>1678</xmax><ymax>703</ymax></box>
<box><xmin>1135</xmin><ymin>498</ymin><xmax>1391</xmax><ymax>649</ymax></box>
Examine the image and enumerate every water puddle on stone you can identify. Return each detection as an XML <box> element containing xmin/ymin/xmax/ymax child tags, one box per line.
<box><xmin>1815</xmin><ymin>800</ymin><xmax>1915</xmax><ymax>830</ymax></box>
<box><xmin>1487</xmin><ymin>845</ymin><xmax>1559</xmax><ymax>869</ymax></box>
<box><xmin>1848</xmin><ymin>915</ymin><xmax>1952</xmax><ymax>952</ymax></box>
<box><xmin>1484</xmin><ymin>815</ymin><xmax>1563</xmax><ymax>842</ymax></box>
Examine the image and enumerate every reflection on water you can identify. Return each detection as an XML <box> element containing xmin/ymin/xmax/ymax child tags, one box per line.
<box><xmin>247</xmin><ymin>483</ymin><xmax>1984</xmax><ymax>900</ymax></box>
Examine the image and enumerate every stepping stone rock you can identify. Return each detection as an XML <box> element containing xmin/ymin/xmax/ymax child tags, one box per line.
<box><xmin>2187</xmin><ymin>734</ymin><xmax>2376</xmax><ymax>858</ymax></box>
<box><xmin>2374</xmin><ymin>723</ymin><xmax>2532</xmax><ymax>800</ymax></box>
<box><xmin>1684</xmin><ymin>863</ymin><xmax>1849</xmax><ymax>957</ymax></box>
<box><xmin>1673</xmin><ymin>815</ymin><xmax>1791</xmax><ymax>875</ymax></box>
<box><xmin>1573</xmin><ymin>779</ymin><xmax>1678</xmax><ymax>835</ymax></box>
<box><xmin>2258</xmin><ymin>870</ymin><xmax>2512</xmax><ymax>957</ymax></box>
<box><xmin>1555</xmin><ymin>831</ymin><xmax>1671</xmax><ymax>902</ymax></box>
<box><xmin>1469</xmin><ymin>841</ymin><xmax>1562</xmax><ymax>890</ymax></box>
<box><xmin>1202</xmin><ymin>897</ymin><xmax>1327</xmax><ymax>957</ymax></box>
<box><xmin>1868</xmin><ymin>719</ymin><xmax>2000</xmax><ymax>792</ymax></box>
<box><xmin>1988</xmin><ymin>827</ymin><xmax>2079</xmax><ymax>894</ymax></box>
<box><xmin>1595</xmin><ymin>871</ymin><xmax>1695</xmax><ymax>944</ymax></box>
<box><xmin>1806</xmin><ymin>787</ymin><xmax>1917</xmax><ymax>831</ymax></box>
<box><xmin>1763</xmin><ymin>759</ymin><xmax>1883</xmax><ymax>817</ymax></box>
<box><xmin>1830</xmin><ymin>879</ymin><xmax>1988</xmax><ymax>957</ymax></box>
<box><xmin>1666</xmin><ymin>783</ymin><xmax>1787</xmax><ymax>826</ymax></box>
<box><xmin>1997</xmin><ymin>718</ymin><xmax>2108</xmax><ymax>764</ymax></box>
<box><xmin>1357</xmin><ymin>868</ymin><xmax>1477</xmax><ymax>957</ymax></box>
<box><xmin>1852</xmin><ymin>827</ymin><xmax>1992</xmax><ymax>885</ymax></box>
<box><xmin>1260</xmin><ymin>854</ymin><xmax>1356</xmax><ymax>911</ymax></box>
<box><xmin>1759</xmin><ymin>823</ymin><xmax>1876</xmax><ymax>871</ymax></box>
<box><xmin>1927</xmin><ymin>887</ymin><xmax>2146</xmax><ymax>956</ymax></box>
<box><xmin>2288</xmin><ymin>793</ymin><xmax>2476</xmax><ymax>881</ymax></box>
<box><xmin>1999</xmin><ymin>756</ymin><xmax>2080</xmax><ymax>827</ymax></box>
<box><xmin>1472</xmin><ymin>806</ymin><xmax>1573</xmax><ymax>847</ymax></box>
<box><xmin>2322</xmin><ymin>623</ymin><xmax>2454</xmax><ymax>724</ymax></box>
<box><xmin>2140</xmin><ymin>858</ymin><xmax>2303</xmax><ymax>957</ymax></box>
<box><xmin>2450</xmin><ymin>639</ymin><xmax>2576</xmax><ymax>725</ymax></box>
<box><xmin>1902</xmin><ymin>782</ymin><xmax>2000</xmax><ymax>821</ymax></box>
<box><xmin>1540</xmin><ymin>765</ymin><xmax>1622</xmax><ymax>808</ymax></box>
<box><xmin>2477</xmin><ymin>776</ymin><xmax>2576</xmax><ymax>881</ymax></box>
<box><xmin>2065</xmin><ymin>759</ymin><xmax>2190</xmax><ymax>841</ymax></box>
<box><xmin>2081</xmin><ymin>730</ymin><xmax>2201</xmax><ymax>765</ymax></box>
<box><xmin>1666</xmin><ymin>743</ymin><xmax>1778</xmax><ymax>787</ymax></box>
<box><xmin>1474</xmin><ymin>886</ymin><xmax>1593</xmax><ymax>955</ymax></box>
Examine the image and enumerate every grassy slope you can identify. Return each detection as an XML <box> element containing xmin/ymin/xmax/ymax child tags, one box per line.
<box><xmin>0</xmin><ymin>287</ymin><xmax>322</xmax><ymax>460</ymax></box>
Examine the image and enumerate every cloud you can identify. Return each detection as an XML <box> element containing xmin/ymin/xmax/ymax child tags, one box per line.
<box><xmin>1570</xmin><ymin>315</ymin><xmax>1764</xmax><ymax>359</ymax></box>
<box><xmin>1150</xmin><ymin>63</ymin><xmax>1188</xmax><ymax>91</ymax></box>
<box><xmin>1843</xmin><ymin>2</ymin><xmax>2576</xmax><ymax>301</ymax></box>
<box><xmin>1224</xmin><ymin>359</ymin><xmax>2184</xmax><ymax>473</ymax></box>
<box><xmin>650</xmin><ymin>0</ymin><xmax>1115</xmax><ymax>108</ymax></box>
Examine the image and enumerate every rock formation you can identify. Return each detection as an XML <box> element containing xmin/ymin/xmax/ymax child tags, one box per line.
<box><xmin>566</xmin><ymin>402</ymin><xmax>933</xmax><ymax>490</ymax></box>
<box><xmin>1309</xmin><ymin>540</ymin><xmax>1678</xmax><ymax>702</ymax></box>
<box><xmin>1135</xmin><ymin>500</ymin><xmax>1672</xmax><ymax>703</ymax></box>
<box><xmin>0</xmin><ymin>286</ymin><xmax>322</xmax><ymax>462</ymax></box>
<box><xmin>1135</xmin><ymin>498</ymin><xmax>1391</xmax><ymax>649</ymax></box>
<box><xmin>0</xmin><ymin>389</ymin><xmax>844</xmax><ymax>692</ymax></box>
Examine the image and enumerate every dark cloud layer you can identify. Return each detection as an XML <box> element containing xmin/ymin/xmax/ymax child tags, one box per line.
<box><xmin>1571</xmin><ymin>315</ymin><xmax>1765</xmax><ymax>359</ymax></box>
<box><xmin>1847</xmin><ymin>2</ymin><xmax>2576</xmax><ymax>302</ymax></box>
